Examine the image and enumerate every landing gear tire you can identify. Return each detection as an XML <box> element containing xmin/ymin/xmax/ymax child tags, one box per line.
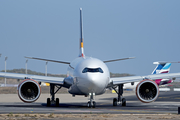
<box><xmin>87</xmin><ymin>101</ymin><xmax>96</xmax><ymax>108</ymax></box>
<box><xmin>47</xmin><ymin>98</ymin><xmax>50</xmax><ymax>107</ymax></box>
<box><xmin>92</xmin><ymin>101</ymin><xmax>96</xmax><ymax>108</ymax></box>
<box><xmin>56</xmin><ymin>98</ymin><xmax>59</xmax><ymax>107</ymax></box>
<box><xmin>122</xmin><ymin>98</ymin><xmax>126</xmax><ymax>106</ymax></box>
<box><xmin>87</xmin><ymin>101</ymin><xmax>92</xmax><ymax>108</ymax></box>
<box><xmin>112</xmin><ymin>84</ymin><xmax>127</xmax><ymax>107</ymax></box>
<box><xmin>113</xmin><ymin>98</ymin><xmax>117</xmax><ymax>106</ymax></box>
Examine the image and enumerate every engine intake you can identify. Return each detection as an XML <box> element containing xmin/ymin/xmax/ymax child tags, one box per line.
<box><xmin>136</xmin><ymin>80</ymin><xmax>159</xmax><ymax>103</ymax></box>
<box><xmin>18</xmin><ymin>79</ymin><xmax>41</xmax><ymax>103</ymax></box>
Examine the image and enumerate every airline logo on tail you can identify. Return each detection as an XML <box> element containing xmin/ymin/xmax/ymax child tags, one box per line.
<box><xmin>152</xmin><ymin>62</ymin><xmax>171</xmax><ymax>74</ymax></box>
<box><xmin>152</xmin><ymin>62</ymin><xmax>172</xmax><ymax>85</ymax></box>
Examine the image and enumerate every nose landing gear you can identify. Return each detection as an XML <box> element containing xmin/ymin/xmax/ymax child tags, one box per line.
<box><xmin>87</xmin><ymin>93</ymin><xmax>96</xmax><ymax>108</ymax></box>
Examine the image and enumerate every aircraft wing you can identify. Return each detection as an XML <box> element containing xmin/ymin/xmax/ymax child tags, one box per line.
<box><xmin>111</xmin><ymin>72</ymin><xmax>180</xmax><ymax>85</ymax></box>
<box><xmin>25</xmin><ymin>57</ymin><xmax>70</xmax><ymax>64</ymax></box>
<box><xmin>103</xmin><ymin>57</ymin><xmax>135</xmax><ymax>63</ymax></box>
<box><xmin>0</xmin><ymin>72</ymin><xmax>64</xmax><ymax>85</ymax></box>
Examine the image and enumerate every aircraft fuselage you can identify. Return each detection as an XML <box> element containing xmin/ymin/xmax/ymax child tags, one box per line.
<box><xmin>67</xmin><ymin>57</ymin><xmax>110</xmax><ymax>95</ymax></box>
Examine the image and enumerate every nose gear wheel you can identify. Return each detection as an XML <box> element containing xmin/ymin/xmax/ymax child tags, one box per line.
<box><xmin>87</xmin><ymin>93</ymin><xmax>96</xmax><ymax>108</ymax></box>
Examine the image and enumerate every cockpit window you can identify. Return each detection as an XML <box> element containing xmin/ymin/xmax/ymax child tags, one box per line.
<box><xmin>82</xmin><ymin>68</ymin><xmax>103</xmax><ymax>73</ymax></box>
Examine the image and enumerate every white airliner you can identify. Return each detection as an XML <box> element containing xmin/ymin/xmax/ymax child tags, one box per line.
<box><xmin>0</xmin><ymin>8</ymin><xmax>180</xmax><ymax>108</ymax></box>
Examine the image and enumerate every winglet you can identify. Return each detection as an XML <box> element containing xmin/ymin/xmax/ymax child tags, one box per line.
<box><xmin>79</xmin><ymin>8</ymin><xmax>85</xmax><ymax>57</ymax></box>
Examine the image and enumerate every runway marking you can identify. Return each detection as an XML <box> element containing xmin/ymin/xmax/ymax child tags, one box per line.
<box><xmin>31</xmin><ymin>108</ymin><xmax>33</xmax><ymax>113</ymax></box>
<box><xmin>158</xmin><ymin>97</ymin><xmax>169</xmax><ymax>99</ymax></box>
<box><xmin>174</xmin><ymin>98</ymin><xmax>180</xmax><ymax>99</ymax></box>
<box><xmin>174</xmin><ymin>88</ymin><xmax>180</xmax><ymax>91</ymax></box>
<box><xmin>111</xmin><ymin>109</ymin><xmax>161</xmax><ymax>114</ymax></box>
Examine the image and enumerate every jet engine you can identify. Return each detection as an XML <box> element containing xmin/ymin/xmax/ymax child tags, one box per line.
<box><xmin>136</xmin><ymin>79</ymin><xmax>159</xmax><ymax>103</ymax></box>
<box><xmin>18</xmin><ymin>79</ymin><xmax>41</xmax><ymax>103</ymax></box>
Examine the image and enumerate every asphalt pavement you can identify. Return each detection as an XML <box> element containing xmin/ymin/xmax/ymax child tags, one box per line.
<box><xmin>0</xmin><ymin>91</ymin><xmax>180</xmax><ymax>114</ymax></box>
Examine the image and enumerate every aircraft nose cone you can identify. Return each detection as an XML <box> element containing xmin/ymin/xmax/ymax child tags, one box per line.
<box><xmin>86</xmin><ymin>73</ymin><xmax>107</xmax><ymax>92</ymax></box>
<box><xmin>87</xmin><ymin>74</ymin><xmax>100</xmax><ymax>85</ymax></box>
<box><xmin>76</xmin><ymin>73</ymin><xmax>106</xmax><ymax>95</ymax></box>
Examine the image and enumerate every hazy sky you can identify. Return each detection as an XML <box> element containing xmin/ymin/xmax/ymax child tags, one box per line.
<box><xmin>0</xmin><ymin>0</ymin><xmax>180</xmax><ymax>76</ymax></box>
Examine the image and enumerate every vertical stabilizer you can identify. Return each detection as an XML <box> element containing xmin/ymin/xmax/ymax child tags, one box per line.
<box><xmin>79</xmin><ymin>8</ymin><xmax>85</xmax><ymax>57</ymax></box>
<box><xmin>152</xmin><ymin>62</ymin><xmax>171</xmax><ymax>74</ymax></box>
<box><xmin>152</xmin><ymin>62</ymin><xmax>172</xmax><ymax>86</ymax></box>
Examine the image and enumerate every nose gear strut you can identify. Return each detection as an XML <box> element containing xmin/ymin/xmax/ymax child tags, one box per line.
<box><xmin>87</xmin><ymin>93</ymin><xmax>96</xmax><ymax>108</ymax></box>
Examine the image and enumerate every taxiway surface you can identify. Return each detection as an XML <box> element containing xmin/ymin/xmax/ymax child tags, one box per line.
<box><xmin>0</xmin><ymin>91</ymin><xmax>180</xmax><ymax>114</ymax></box>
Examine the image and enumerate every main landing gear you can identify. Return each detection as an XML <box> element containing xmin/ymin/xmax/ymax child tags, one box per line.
<box><xmin>87</xmin><ymin>93</ymin><xmax>96</xmax><ymax>108</ymax></box>
<box><xmin>47</xmin><ymin>84</ymin><xmax>62</xmax><ymax>107</ymax></box>
<box><xmin>112</xmin><ymin>84</ymin><xmax>126</xmax><ymax>106</ymax></box>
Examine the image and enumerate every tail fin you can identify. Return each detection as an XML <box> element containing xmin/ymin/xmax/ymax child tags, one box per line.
<box><xmin>79</xmin><ymin>8</ymin><xmax>85</xmax><ymax>57</ymax></box>
<box><xmin>152</xmin><ymin>62</ymin><xmax>172</xmax><ymax>85</ymax></box>
<box><xmin>152</xmin><ymin>61</ymin><xmax>180</xmax><ymax>85</ymax></box>
<box><xmin>152</xmin><ymin>62</ymin><xmax>171</xmax><ymax>74</ymax></box>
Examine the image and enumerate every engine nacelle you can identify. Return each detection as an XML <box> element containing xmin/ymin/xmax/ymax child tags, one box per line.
<box><xmin>136</xmin><ymin>79</ymin><xmax>159</xmax><ymax>103</ymax></box>
<box><xmin>18</xmin><ymin>79</ymin><xmax>41</xmax><ymax>103</ymax></box>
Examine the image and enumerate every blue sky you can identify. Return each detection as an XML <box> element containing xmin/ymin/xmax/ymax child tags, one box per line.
<box><xmin>0</xmin><ymin>0</ymin><xmax>180</xmax><ymax>75</ymax></box>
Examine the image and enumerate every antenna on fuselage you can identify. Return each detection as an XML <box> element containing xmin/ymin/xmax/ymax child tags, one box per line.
<box><xmin>79</xmin><ymin>8</ymin><xmax>85</xmax><ymax>57</ymax></box>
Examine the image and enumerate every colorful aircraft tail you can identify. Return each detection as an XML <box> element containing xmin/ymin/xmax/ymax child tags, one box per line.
<box><xmin>79</xmin><ymin>8</ymin><xmax>85</xmax><ymax>57</ymax></box>
<box><xmin>152</xmin><ymin>62</ymin><xmax>172</xmax><ymax>85</ymax></box>
<box><xmin>152</xmin><ymin>62</ymin><xmax>171</xmax><ymax>74</ymax></box>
